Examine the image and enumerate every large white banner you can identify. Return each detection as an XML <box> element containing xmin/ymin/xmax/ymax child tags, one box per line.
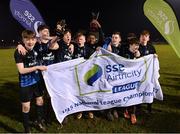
<box><xmin>42</xmin><ymin>48</ymin><xmax>163</xmax><ymax>123</ymax></box>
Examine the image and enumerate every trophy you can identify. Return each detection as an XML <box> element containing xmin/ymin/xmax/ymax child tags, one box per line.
<box><xmin>56</xmin><ymin>19</ymin><xmax>67</xmax><ymax>38</ymax></box>
<box><xmin>91</xmin><ymin>11</ymin><xmax>99</xmax><ymax>20</ymax></box>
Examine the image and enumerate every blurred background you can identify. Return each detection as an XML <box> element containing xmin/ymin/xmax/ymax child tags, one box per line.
<box><xmin>0</xmin><ymin>0</ymin><xmax>179</xmax><ymax>47</ymax></box>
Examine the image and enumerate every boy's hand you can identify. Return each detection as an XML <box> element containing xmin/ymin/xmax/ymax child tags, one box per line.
<box><xmin>36</xmin><ymin>66</ymin><xmax>47</xmax><ymax>71</ymax></box>
<box><xmin>134</xmin><ymin>50</ymin><xmax>141</xmax><ymax>58</ymax></box>
<box><xmin>154</xmin><ymin>54</ymin><xmax>158</xmax><ymax>58</ymax></box>
<box><xmin>96</xmin><ymin>46</ymin><xmax>101</xmax><ymax>51</ymax></box>
<box><xmin>68</xmin><ymin>44</ymin><xmax>74</xmax><ymax>54</ymax></box>
<box><xmin>90</xmin><ymin>19</ymin><xmax>101</xmax><ymax>28</ymax></box>
<box><xmin>17</xmin><ymin>44</ymin><xmax>27</xmax><ymax>55</ymax></box>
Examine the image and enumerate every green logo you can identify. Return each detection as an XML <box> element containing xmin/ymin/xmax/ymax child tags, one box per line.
<box><xmin>84</xmin><ymin>64</ymin><xmax>103</xmax><ymax>86</ymax></box>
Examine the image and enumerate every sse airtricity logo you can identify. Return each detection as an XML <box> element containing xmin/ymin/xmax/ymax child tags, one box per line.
<box><xmin>164</xmin><ymin>20</ymin><xmax>174</xmax><ymax>35</ymax></box>
<box><xmin>84</xmin><ymin>64</ymin><xmax>103</xmax><ymax>86</ymax></box>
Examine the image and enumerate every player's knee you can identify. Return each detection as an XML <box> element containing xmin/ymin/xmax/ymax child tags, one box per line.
<box><xmin>36</xmin><ymin>97</ymin><xmax>44</xmax><ymax>106</ymax></box>
<box><xmin>22</xmin><ymin>105</ymin><xmax>30</xmax><ymax>113</ymax></box>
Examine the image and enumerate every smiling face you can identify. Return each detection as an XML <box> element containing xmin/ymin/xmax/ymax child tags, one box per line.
<box><xmin>22</xmin><ymin>30</ymin><xmax>37</xmax><ymax>50</ymax></box>
<box><xmin>111</xmin><ymin>33</ymin><xmax>121</xmax><ymax>47</ymax></box>
<box><xmin>38</xmin><ymin>28</ymin><xmax>50</xmax><ymax>40</ymax></box>
<box><xmin>37</xmin><ymin>25</ymin><xmax>50</xmax><ymax>40</ymax></box>
<box><xmin>23</xmin><ymin>38</ymin><xmax>37</xmax><ymax>50</ymax></box>
<box><xmin>87</xmin><ymin>34</ymin><xmax>97</xmax><ymax>45</ymax></box>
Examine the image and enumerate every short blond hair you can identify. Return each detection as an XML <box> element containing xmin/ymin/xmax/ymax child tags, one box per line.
<box><xmin>22</xmin><ymin>30</ymin><xmax>36</xmax><ymax>39</ymax></box>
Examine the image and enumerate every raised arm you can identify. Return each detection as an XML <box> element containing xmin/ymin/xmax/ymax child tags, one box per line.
<box><xmin>48</xmin><ymin>36</ymin><xmax>59</xmax><ymax>50</ymax></box>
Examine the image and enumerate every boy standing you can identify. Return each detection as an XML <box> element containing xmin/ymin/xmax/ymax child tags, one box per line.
<box><xmin>139</xmin><ymin>30</ymin><xmax>156</xmax><ymax>56</ymax></box>
<box><xmin>73</xmin><ymin>33</ymin><xmax>94</xmax><ymax>119</ymax></box>
<box><xmin>14</xmin><ymin>30</ymin><xmax>47</xmax><ymax>133</ymax></box>
<box><xmin>106</xmin><ymin>31</ymin><xmax>125</xmax><ymax>121</ymax></box>
<box><xmin>122</xmin><ymin>37</ymin><xmax>140</xmax><ymax>124</ymax></box>
<box><xmin>139</xmin><ymin>30</ymin><xmax>157</xmax><ymax>113</ymax></box>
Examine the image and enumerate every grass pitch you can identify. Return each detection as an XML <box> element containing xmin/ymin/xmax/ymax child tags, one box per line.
<box><xmin>0</xmin><ymin>45</ymin><xmax>179</xmax><ymax>133</ymax></box>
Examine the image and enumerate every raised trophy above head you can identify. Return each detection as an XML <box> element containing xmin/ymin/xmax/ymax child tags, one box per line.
<box><xmin>56</xmin><ymin>19</ymin><xmax>67</xmax><ymax>38</ymax></box>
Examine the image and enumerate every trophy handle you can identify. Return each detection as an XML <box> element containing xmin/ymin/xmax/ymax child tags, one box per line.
<box><xmin>96</xmin><ymin>12</ymin><xmax>99</xmax><ymax>20</ymax></box>
<box><xmin>91</xmin><ymin>11</ymin><xmax>100</xmax><ymax>20</ymax></box>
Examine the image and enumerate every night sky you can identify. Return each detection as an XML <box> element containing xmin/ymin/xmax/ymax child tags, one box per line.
<box><xmin>0</xmin><ymin>0</ymin><xmax>180</xmax><ymax>43</ymax></box>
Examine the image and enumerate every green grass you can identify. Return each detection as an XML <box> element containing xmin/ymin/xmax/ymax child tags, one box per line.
<box><xmin>0</xmin><ymin>45</ymin><xmax>180</xmax><ymax>133</ymax></box>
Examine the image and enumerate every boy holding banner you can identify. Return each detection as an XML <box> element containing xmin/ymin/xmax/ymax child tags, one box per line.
<box><xmin>139</xmin><ymin>30</ymin><xmax>157</xmax><ymax>113</ymax></box>
<box><xmin>106</xmin><ymin>31</ymin><xmax>124</xmax><ymax>121</ymax></box>
<box><xmin>122</xmin><ymin>37</ymin><xmax>140</xmax><ymax>124</ymax></box>
<box><xmin>14</xmin><ymin>30</ymin><xmax>47</xmax><ymax>133</ymax></box>
<box><xmin>73</xmin><ymin>33</ymin><xmax>94</xmax><ymax>119</ymax></box>
<box><xmin>16</xmin><ymin>24</ymin><xmax>59</xmax><ymax>126</ymax></box>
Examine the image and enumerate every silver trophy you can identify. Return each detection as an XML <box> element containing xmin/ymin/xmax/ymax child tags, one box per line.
<box><xmin>91</xmin><ymin>11</ymin><xmax>99</xmax><ymax>20</ymax></box>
